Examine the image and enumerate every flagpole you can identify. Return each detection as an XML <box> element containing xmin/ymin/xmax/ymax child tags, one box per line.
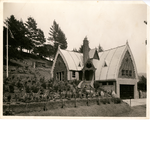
<box><xmin>7</xmin><ymin>26</ymin><xmax>8</xmax><ymax>78</ymax></box>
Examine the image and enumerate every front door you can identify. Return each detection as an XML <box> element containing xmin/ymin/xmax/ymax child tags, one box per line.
<box><xmin>85</xmin><ymin>70</ymin><xmax>93</xmax><ymax>81</ymax></box>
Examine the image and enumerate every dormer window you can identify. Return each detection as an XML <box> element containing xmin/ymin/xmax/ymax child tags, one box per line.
<box><xmin>104</xmin><ymin>61</ymin><xmax>107</xmax><ymax>67</ymax></box>
<box><xmin>78</xmin><ymin>62</ymin><xmax>81</xmax><ymax>67</ymax></box>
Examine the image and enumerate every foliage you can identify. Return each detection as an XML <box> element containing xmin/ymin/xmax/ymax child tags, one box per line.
<box><xmin>48</xmin><ymin>20</ymin><xmax>67</xmax><ymax>55</ymax></box>
<box><xmin>31</xmin><ymin>86</ymin><xmax>39</xmax><ymax>93</ymax></box>
<box><xmin>113</xmin><ymin>98</ymin><xmax>122</xmax><ymax>104</ymax></box>
<box><xmin>41</xmin><ymin>82</ymin><xmax>46</xmax><ymax>89</ymax></box>
<box><xmin>94</xmin><ymin>81</ymin><xmax>100</xmax><ymax>91</ymax></box>
<box><xmin>73</xmin><ymin>48</ymin><xmax>78</xmax><ymax>52</ymax></box>
<box><xmin>97</xmin><ymin>44</ymin><xmax>103</xmax><ymax>52</ymax></box>
<box><xmin>25</xmin><ymin>86</ymin><xmax>31</xmax><ymax>93</ymax></box>
<box><xmin>138</xmin><ymin>75</ymin><xmax>147</xmax><ymax>91</ymax></box>
<box><xmin>78</xmin><ymin>44</ymin><xmax>83</xmax><ymax>53</ymax></box>
<box><xmin>25</xmin><ymin>17</ymin><xmax>46</xmax><ymax>53</ymax></box>
<box><xmin>4</xmin><ymin>15</ymin><xmax>30</xmax><ymax>51</ymax></box>
<box><xmin>9</xmin><ymin>84</ymin><xmax>14</xmax><ymax>93</ymax></box>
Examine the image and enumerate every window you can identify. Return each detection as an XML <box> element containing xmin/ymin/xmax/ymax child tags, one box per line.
<box><xmin>108</xmin><ymin>82</ymin><xmax>113</xmax><ymax>85</ymax></box>
<box><xmin>102</xmin><ymin>82</ymin><xmax>107</xmax><ymax>85</ymax></box>
<box><xmin>72</xmin><ymin>71</ymin><xmax>76</xmax><ymax>78</ymax></box>
<box><xmin>62</xmin><ymin>71</ymin><xmax>64</xmax><ymax>80</ymax></box>
<box><xmin>126</xmin><ymin>70</ymin><xmax>128</xmax><ymax>76</ymax></box>
<box><xmin>129</xmin><ymin>70</ymin><xmax>132</xmax><ymax>77</ymax></box>
<box><xmin>56</xmin><ymin>72</ymin><xmax>64</xmax><ymax>81</ymax></box>
<box><xmin>56</xmin><ymin>72</ymin><xmax>60</xmax><ymax>80</ymax></box>
<box><xmin>78</xmin><ymin>62</ymin><xmax>81</xmax><ymax>67</ymax></box>
<box><xmin>122</xmin><ymin>70</ymin><xmax>125</xmax><ymax>76</ymax></box>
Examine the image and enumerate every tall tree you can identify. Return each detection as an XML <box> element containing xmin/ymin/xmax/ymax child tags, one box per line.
<box><xmin>25</xmin><ymin>17</ymin><xmax>46</xmax><ymax>53</ymax></box>
<box><xmin>4</xmin><ymin>15</ymin><xmax>30</xmax><ymax>52</ymax></box>
<box><xmin>48</xmin><ymin>20</ymin><xmax>67</xmax><ymax>55</ymax></box>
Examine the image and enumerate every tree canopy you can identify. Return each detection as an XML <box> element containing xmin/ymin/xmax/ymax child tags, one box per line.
<box><xmin>4</xmin><ymin>15</ymin><xmax>48</xmax><ymax>59</ymax></box>
<box><xmin>97</xmin><ymin>44</ymin><xmax>103</xmax><ymax>52</ymax></box>
<box><xmin>48</xmin><ymin>20</ymin><xmax>67</xmax><ymax>55</ymax></box>
<box><xmin>25</xmin><ymin>17</ymin><xmax>46</xmax><ymax>53</ymax></box>
<box><xmin>4</xmin><ymin>15</ymin><xmax>30</xmax><ymax>51</ymax></box>
<box><xmin>138</xmin><ymin>75</ymin><xmax>147</xmax><ymax>91</ymax></box>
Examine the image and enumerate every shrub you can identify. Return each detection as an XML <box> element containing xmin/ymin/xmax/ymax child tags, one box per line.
<box><xmin>18</xmin><ymin>68</ymin><xmax>23</xmax><ymax>73</ymax></box>
<box><xmin>25</xmin><ymin>65</ymin><xmax>29</xmax><ymax>70</ymax></box>
<box><xmin>9</xmin><ymin>84</ymin><xmax>14</xmax><ymax>93</ymax></box>
<box><xmin>41</xmin><ymin>82</ymin><xmax>46</xmax><ymax>89</ymax></box>
<box><xmin>25</xmin><ymin>86</ymin><xmax>31</xmax><ymax>93</ymax></box>
<box><xmin>100</xmin><ymin>99</ymin><xmax>106</xmax><ymax>104</ymax></box>
<box><xmin>94</xmin><ymin>81</ymin><xmax>99</xmax><ymax>91</ymax></box>
<box><xmin>113</xmin><ymin>98</ymin><xmax>122</xmax><ymax>104</ymax></box>
<box><xmin>17</xmin><ymin>81</ymin><xmax>23</xmax><ymax>89</ymax></box>
<box><xmin>31</xmin><ymin>86</ymin><xmax>39</xmax><ymax>93</ymax></box>
<box><xmin>40</xmin><ymin>77</ymin><xmax>45</xmax><ymax>83</ymax></box>
<box><xmin>72</xmin><ymin>79</ymin><xmax>81</xmax><ymax>86</ymax></box>
<box><xmin>7</xmin><ymin>95</ymin><xmax>11</xmax><ymax>102</ymax></box>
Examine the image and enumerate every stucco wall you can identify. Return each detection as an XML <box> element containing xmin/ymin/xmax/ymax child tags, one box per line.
<box><xmin>69</xmin><ymin>71</ymin><xmax>79</xmax><ymax>80</ymax></box>
<box><xmin>99</xmin><ymin>81</ymin><xmax>116</xmax><ymax>93</ymax></box>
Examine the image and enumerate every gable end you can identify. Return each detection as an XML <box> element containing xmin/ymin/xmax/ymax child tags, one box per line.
<box><xmin>118</xmin><ymin>50</ymin><xmax>135</xmax><ymax>79</ymax></box>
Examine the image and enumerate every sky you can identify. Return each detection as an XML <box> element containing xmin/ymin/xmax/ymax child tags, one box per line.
<box><xmin>3</xmin><ymin>1</ymin><xmax>147</xmax><ymax>73</ymax></box>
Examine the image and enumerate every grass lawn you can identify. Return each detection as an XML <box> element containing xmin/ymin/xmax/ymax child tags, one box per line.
<box><xmin>17</xmin><ymin>102</ymin><xmax>132</xmax><ymax>116</ymax></box>
<box><xmin>116</xmin><ymin>105</ymin><xmax>146</xmax><ymax>117</ymax></box>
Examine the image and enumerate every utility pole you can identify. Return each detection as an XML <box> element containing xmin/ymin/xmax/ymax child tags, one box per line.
<box><xmin>144</xmin><ymin>21</ymin><xmax>147</xmax><ymax>45</ymax></box>
<box><xmin>6</xmin><ymin>26</ymin><xmax>8</xmax><ymax>78</ymax></box>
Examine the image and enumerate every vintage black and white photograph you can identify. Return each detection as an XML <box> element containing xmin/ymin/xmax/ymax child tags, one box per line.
<box><xmin>2</xmin><ymin>1</ymin><xmax>147</xmax><ymax>117</ymax></box>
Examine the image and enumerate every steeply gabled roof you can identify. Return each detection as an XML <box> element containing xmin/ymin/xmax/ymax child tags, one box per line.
<box><xmin>52</xmin><ymin>42</ymin><xmax>138</xmax><ymax>81</ymax></box>
<box><xmin>60</xmin><ymin>50</ymin><xmax>83</xmax><ymax>71</ymax></box>
<box><xmin>93</xmin><ymin>45</ymin><xmax>127</xmax><ymax>80</ymax></box>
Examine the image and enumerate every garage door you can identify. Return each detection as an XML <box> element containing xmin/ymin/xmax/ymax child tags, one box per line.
<box><xmin>120</xmin><ymin>85</ymin><xmax>134</xmax><ymax>99</ymax></box>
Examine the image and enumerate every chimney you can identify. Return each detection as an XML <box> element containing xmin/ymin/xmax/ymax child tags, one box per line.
<box><xmin>83</xmin><ymin>37</ymin><xmax>89</xmax><ymax>65</ymax></box>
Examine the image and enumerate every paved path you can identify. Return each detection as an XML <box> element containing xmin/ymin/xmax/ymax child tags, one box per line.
<box><xmin>123</xmin><ymin>98</ymin><xmax>146</xmax><ymax>107</ymax></box>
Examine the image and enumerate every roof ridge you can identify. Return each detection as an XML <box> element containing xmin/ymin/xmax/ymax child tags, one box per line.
<box><xmin>103</xmin><ymin>44</ymin><xmax>126</xmax><ymax>52</ymax></box>
<box><xmin>60</xmin><ymin>49</ymin><xmax>82</xmax><ymax>54</ymax></box>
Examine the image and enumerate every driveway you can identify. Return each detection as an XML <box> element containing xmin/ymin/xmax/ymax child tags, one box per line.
<box><xmin>123</xmin><ymin>98</ymin><xmax>146</xmax><ymax>107</ymax></box>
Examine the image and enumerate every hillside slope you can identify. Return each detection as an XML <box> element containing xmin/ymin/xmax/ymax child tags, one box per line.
<box><xmin>3</xmin><ymin>52</ymin><xmax>53</xmax><ymax>80</ymax></box>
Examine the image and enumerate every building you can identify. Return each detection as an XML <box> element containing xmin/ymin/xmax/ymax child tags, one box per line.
<box><xmin>51</xmin><ymin>38</ymin><xmax>139</xmax><ymax>99</ymax></box>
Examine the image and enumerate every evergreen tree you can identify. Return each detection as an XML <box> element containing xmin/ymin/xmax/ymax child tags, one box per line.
<box><xmin>48</xmin><ymin>20</ymin><xmax>67</xmax><ymax>55</ymax></box>
<box><xmin>4</xmin><ymin>15</ymin><xmax>30</xmax><ymax>51</ymax></box>
<box><xmin>73</xmin><ymin>48</ymin><xmax>78</xmax><ymax>52</ymax></box>
<box><xmin>98</xmin><ymin>44</ymin><xmax>103</xmax><ymax>52</ymax></box>
<box><xmin>79</xmin><ymin>44</ymin><xmax>83</xmax><ymax>53</ymax></box>
<box><xmin>25</xmin><ymin>17</ymin><xmax>46</xmax><ymax>53</ymax></box>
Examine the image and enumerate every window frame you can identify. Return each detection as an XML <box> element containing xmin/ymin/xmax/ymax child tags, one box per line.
<box><xmin>72</xmin><ymin>71</ymin><xmax>76</xmax><ymax>78</ymax></box>
<box><xmin>108</xmin><ymin>81</ymin><xmax>113</xmax><ymax>85</ymax></box>
<box><xmin>102</xmin><ymin>82</ymin><xmax>107</xmax><ymax>85</ymax></box>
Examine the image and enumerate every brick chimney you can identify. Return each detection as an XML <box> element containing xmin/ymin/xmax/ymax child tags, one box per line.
<box><xmin>83</xmin><ymin>37</ymin><xmax>89</xmax><ymax>65</ymax></box>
